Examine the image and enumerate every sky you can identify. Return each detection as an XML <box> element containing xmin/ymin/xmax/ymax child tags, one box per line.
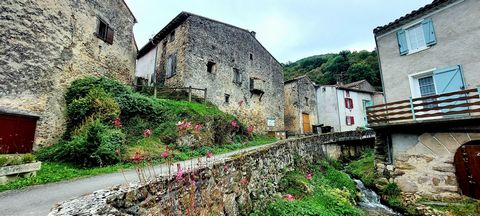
<box><xmin>125</xmin><ymin>0</ymin><xmax>432</xmax><ymax>63</ymax></box>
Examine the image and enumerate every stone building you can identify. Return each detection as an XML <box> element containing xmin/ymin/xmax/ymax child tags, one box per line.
<box><xmin>136</xmin><ymin>12</ymin><xmax>285</xmax><ymax>132</ymax></box>
<box><xmin>284</xmin><ymin>76</ymin><xmax>318</xmax><ymax>135</ymax></box>
<box><xmin>316</xmin><ymin>80</ymin><xmax>383</xmax><ymax>132</ymax></box>
<box><xmin>371</xmin><ymin>0</ymin><xmax>480</xmax><ymax>199</ymax></box>
<box><xmin>0</xmin><ymin>0</ymin><xmax>138</xmax><ymax>150</ymax></box>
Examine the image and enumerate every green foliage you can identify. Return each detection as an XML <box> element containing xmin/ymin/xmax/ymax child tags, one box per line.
<box><xmin>254</xmin><ymin>159</ymin><xmax>363</xmax><ymax>216</ymax></box>
<box><xmin>0</xmin><ymin>154</ymin><xmax>37</xmax><ymax>167</ymax></box>
<box><xmin>424</xmin><ymin>197</ymin><xmax>480</xmax><ymax>216</ymax></box>
<box><xmin>345</xmin><ymin>149</ymin><xmax>375</xmax><ymax>188</ymax></box>
<box><xmin>38</xmin><ymin>120</ymin><xmax>125</xmax><ymax>167</ymax></box>
<box><xmin>382</xmin><ymin>182</ymin><xmax>401</xmax><ymax>197</ymax></box>
<box><xmin>65</xmin><ymin>76</ymin><xmax>132</xmax><ymax>105</ymax></box>
<box><xmin>283</xmin><ymin>50</ymin><xmax>382</xmax><ymax>90</ymax></box>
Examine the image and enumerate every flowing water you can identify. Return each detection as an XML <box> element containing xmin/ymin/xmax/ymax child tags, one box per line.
<box><xmin>354</xmin><ymin>179</ymin><xmax>402</xmax><ymax>216</ymax></box>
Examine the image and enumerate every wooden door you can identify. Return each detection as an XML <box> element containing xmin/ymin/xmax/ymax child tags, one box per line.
<box><xmin>302</xmin><ymin>113</ymin><xmax>311</xmax><ymax>134</ymax></box>
<box><xmin>454</xmin><ymin>141</ymin><xmax>480</xmax><ymax>199</ymax></box>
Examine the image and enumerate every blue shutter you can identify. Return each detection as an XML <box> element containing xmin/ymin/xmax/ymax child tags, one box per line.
<box><xmin>433</xmin><ymin>65</ymin><xmax>466</xmax><ymax>115</ymax></box>
<box><xmin>422</xmin><ymin>18</ymin><xmax>437</xmax><ymax>46</ymax></box>
<box><xmin>396</xmin><ymin>29</ymin><xmax>408</xmax><ymax>55</ymax></box>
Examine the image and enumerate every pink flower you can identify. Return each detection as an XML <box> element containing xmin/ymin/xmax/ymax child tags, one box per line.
<box><xmin>194</xmin><ymin>123</ymin><xmax>203</xmax><ymax>132</ymax></box>
<box><xmin>247</xmin><ymin>125</ymin><xmax>254</xmax><ymax>134</ymax></box>
<box><xmin>176</xmin><ymin>120</ymin><xmax>192</xmax><ymax>130</ymax></box>
<box><xmin>283</xmin><ymin>194</ymin><xmax>295</xmax><ymax>201</ymax></box>
<box><xmin>176</xmin><ymin>163</ymin><xmax>183</xmax><ymax>181</ymax></box>
<box><xmin>238</xmin><ymin>100</ymin><xmax>244</xmax><ymax>107</ymax></box>
<box><xmin>206</xmin><ymin>152</ymin><xmax>213</xmax><ymax>158</ymax></box>
<box><xmin>131</xmin><ymin>151</ymin><xmax>142</xmax><ymax>162</ymax></box>
<box><xmin>143</xmin><ymin>129</ymin><xmax>152</xmax><ymax>137</ymax></box>
<box><xmin>161</xmin><ymin>146</ymin><xmax>169</xmax><ymax>159</ymax></box>
<box><xmin>305</xmin><ymin>172</ymin><xmax>313</xmax><ymax>180</ymax></box>
<box><xmin>240</xmin><ymin>177</ymin><xmax>249</xmax><ymax>186</ymax></box>
<box><xmin>230</xmin><ymin>120</ymin><xmax>238</xmax><ymax>128</ymax></box>
<box><xmin>224</xmin><ymin>164</ymin><xmax>229</xmax><ymax>172</ymax></box>
<box><xmin>113</xmin><ymin>117</ymin><xmax>122</xmax><ymax>128</ymax></box>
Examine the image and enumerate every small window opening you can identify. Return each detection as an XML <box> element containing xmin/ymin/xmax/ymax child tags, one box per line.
<box><xmin>96</xmin><ymin>18</ymin><xmax>114</xmax><ymax>44</ymax></box>
<box><xmin>207</xmin><ymin>61</ymin><xmax>216</xmax><ymax>73</ymax></box>
<box><xmin>305</xmin><ymin>97</ymin><xmax>309</xmax><ymax>104</ymax></box>
<box><xmin>224</xmin><ymin>94</ymin><xmax>230</xmax><ymax>103</ymax></box>
<box><xmin>233</xmin><ymin>68</ymin><xmax>241</xmax><ymax>84</ymax></box>
<box><xmin>170</xmin><ymin>30</ymin><xmax>175</xmax><ymax>42</ymax></box>
<box><xmin>249</xmin><ymin>53</ymin><xmax>253</xmax><ymax>60</ymax></box>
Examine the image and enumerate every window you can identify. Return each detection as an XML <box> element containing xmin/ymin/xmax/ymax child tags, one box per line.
<box><xmin>224</xmin><ymin>94</ymin><xmax>230</xmax><ymax>103</ymax></box>
<box><xmin>169</xmin><ymin>30</ymin><xmax>175</xmax><ymax>42</ymax></box>
<box><xmin>96</xmin><ymin>18</ymin><xmax>114</xmax><ymax>44</ymax></box>
<box><xmin>249</xmin><ymin>53</ymin><xmax>253</xmax><ymax>60</ymax></box>
<box><xmin>207</xmin><ymin>61</ymin><xmax>216</xmax><ymax>73</ymax></box>
<box><xmin>418</xmin><ymin>76</ymin><xmax>437</xmax><ymax>108</ymax></box>
<box><xmin>345</xmin><ymin>90</ymin><xmax>350</xmax><ymax>97</ymax></box>
<box><xmin>233</xmin><ymin>68</ymin><xmax>241</xmax><ymax>84</ymax></box>
<box><xmin>305</xmin><ymin>97</ymin><xmax>309</xmax><ymax>104</ymax></box>
<box><xmin>397</xmin><ymin>18</ymin><xmax>436</xmax><ymax>55</ymax></box>
<box><xmin>345</xmin><ymin>98</ymin><xmax>353</xmax><ymax>109</ymax></box>
<box><xmin>346</xmin><ymin>116</ymin><xmax>355</xmax><ymax>125</ymax></box>
<box><xmin>165</xmin><ymin>53</ymin><xmax>177</xmax><ymax>78</ymax></box>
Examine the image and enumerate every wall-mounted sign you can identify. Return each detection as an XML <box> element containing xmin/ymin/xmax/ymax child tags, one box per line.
<box><xmin>267</xmin><ymin>117</ymin><xmax>276</xmax><ymax>127</ymax></box>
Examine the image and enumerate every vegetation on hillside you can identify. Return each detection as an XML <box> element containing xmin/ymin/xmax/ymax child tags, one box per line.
<box><xmin>283</xmin><ymin>50</ymin><xmax>381</xmax><ymax>90</ymax></box>
<box><xmin>251</xmin><ymin>159</ymin><xmax>363</xmax><ymax>216</ymax></box>
<box><xmin>36</xmin><ymin>77</ymin><xmax>262</xmax><ymax>168</ymax></box>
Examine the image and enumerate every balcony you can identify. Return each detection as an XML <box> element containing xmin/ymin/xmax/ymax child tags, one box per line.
<box><xmin>366</xmin><ymin>88</ymin><xmax>480</xmax><ymax>127</ymax></box>
<box><xmin>249</xmin><ymin>78</ymin><xmax>265</xmax><ymax>95</ymax></box>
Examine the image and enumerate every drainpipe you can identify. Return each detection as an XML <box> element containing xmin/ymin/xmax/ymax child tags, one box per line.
<box><xmin>336</xmin><ymin>87</ymin><xmax>342</xmax><ymax>132</ymax></box>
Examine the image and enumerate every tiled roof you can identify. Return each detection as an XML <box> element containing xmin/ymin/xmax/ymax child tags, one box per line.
<box><xmin>341</xmin><ymin>79</ymin><xmax>367</xmax><ymax>88</ymax></box>
<box><xmin>373</xmin><ymin>0</ymin><xmax>458</xmax><ymax>35</ymax></box>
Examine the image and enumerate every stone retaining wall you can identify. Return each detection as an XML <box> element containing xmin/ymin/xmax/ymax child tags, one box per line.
<box><xmin>49</xmin><ymin>131</ymin><xmax>374</xmax><ymax>215</ymax></box>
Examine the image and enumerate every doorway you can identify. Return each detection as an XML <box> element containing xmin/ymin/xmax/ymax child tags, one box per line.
<box><xmin>454</xmin><ymin>140</ymin><xmax>480</xmax><ymax>199</ymax></box>
<box><xmin>302</xmin><ymin>113</ymin><xmax>311</xmax><ymax>134</ymax></box>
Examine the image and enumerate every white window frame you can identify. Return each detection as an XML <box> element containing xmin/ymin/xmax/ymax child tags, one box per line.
<box><xmin>403</xmin><ymin>20</ymin><xmax>429</xmax><ymax>55</ymax></box>
<box><xmin>408</xmin><ymin>68</ymin><xmax>437</xmax><ymax>98</ymax></box>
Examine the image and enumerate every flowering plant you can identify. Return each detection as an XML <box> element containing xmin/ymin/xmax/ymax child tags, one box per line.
<box><xmin>283</xmin><ymin>194</ymin><xmax>295</xmax><ymax>201</ymax></box>
<box><xmin>230</xmin><ymin>120</ymin><xmax>238</xmax><ymax>128</ymax></box>
<box><xmin>113</xmin><ymin>117</ymin><xmax>122</xmax><ymax>128</ymax></box>
<box><xmin>143</xmin><ymin>129</ymin><xmax>152</xmax><ymax>137</ymax></box>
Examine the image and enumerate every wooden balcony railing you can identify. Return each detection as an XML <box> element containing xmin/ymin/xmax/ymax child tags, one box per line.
<box><xmin>367</xmin><ymin>88</ymin><xmax>480</xmax><ymax>125</ymax></box>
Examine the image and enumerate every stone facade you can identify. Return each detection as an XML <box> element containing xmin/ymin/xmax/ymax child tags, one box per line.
<box><xmin>136</xmin><ymin>12</ymin><xmax>285</xmax><ymax>132</ymax></box>
<box><xmin>49</xmin><ymin>131</ymin><xmax>374</xmax><ymax>215</ymax></box>
<box><xmin>284</xmin><ymin>76</ymin><xmax>318</xmax><ymax>135</ymax></box>
<box><xmin>0</xmin><ymin>0</ymin><xmax>137</xmax><ymax>148</ymax></box>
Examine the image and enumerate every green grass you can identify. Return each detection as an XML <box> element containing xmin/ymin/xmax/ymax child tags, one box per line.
<box><xmin>345</xmin><ymin>149</ymin><xmax>375</xmax><ymax>188</ymax></box>
<box><xmin>251</xmin><ymin>160</ymin><xmax>363</xmax><ymax>216</ymax></box>
<box><xmin>0</xmin><ymin>135</ymin><xmax>276</xmax><ymax>193</ymax></box>
<box><xmin>421</xmin><ymin>197</ymin><xmax>480</xmax><ymax>216</ymax></box>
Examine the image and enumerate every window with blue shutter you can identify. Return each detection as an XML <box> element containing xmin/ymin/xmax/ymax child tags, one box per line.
<box><xmin>397</xmin><ymin>29</ymin><xmax>409</xmax><ymax>55</ymax></box>
<box><xmin>433</xmin><ymin>65</ymin><xmax>466</xmax><ymax>114</ymax></box>
<box><xmin>422</xmin><ymin>18</ymin><xmax>437</xmax><ymax>46</ymax></box>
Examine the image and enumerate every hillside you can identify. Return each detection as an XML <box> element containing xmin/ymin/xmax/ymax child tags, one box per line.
<box><xmin>283</xmin><ymin>50</ymin><xmax>382</xmax><ymax>90</ymax></box>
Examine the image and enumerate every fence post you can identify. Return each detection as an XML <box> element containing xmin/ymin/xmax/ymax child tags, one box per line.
<box><xmin>188</xmin><ymin>86</ymin><xmax>192</xmax><ymax>102</ymax></box>
<box><xmin>204</xmin><ymin>88</ymin><xmax>207</xmax><ymax>104</ymax></box>
<box><xmin>153</xmin><ymin>84</ymin><xmax>157</xmax><ymax>98</ymax></box>
<box><xmin>477</xmin><ymin>86</ymin><xmax>480</xmax><ymax>96</ymax></box>
<box><xmin>409</xmin><ymin>96</ymin><xmax>416</xmax><ymax>121</ymax></box>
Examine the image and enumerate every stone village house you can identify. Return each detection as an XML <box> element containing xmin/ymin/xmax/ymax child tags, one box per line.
<box><xmin>316</xmin><ymin>80</ymin><xmax>384</xmax><ymax>133</ymax></box>
<box><xmin>284</xmin><ymin>76</ymin><xmax>318</xmax><ymax>135</ymax></box>
<box><xmin>370</xmin><ymin>0</ymin><xmax>480</xmax><ymax>199</ymax></box>
<box><xmin>0</xmin><ymin>0</ymin><xmax>138</xmax><ymax>152</ymax></box>
<box><xmin>135</xmin><ymin>12</ymin><xmax>285</xmax><ymax>133</ymax></box>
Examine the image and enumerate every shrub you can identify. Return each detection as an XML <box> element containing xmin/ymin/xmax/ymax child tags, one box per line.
<box><xmin>382</xmin><ymin>182</ymin><xmax>401</xmax><ymax>197</ymax></box>
<box><xmin>65</xmin><ymin>76</ymin><xmax>132</xmax><ymax>105</ymax></box>
<box><xmin>38</xmin><ymin>120</ymin><xmax>125</xmax><ymax>167</ymax></box>
<box><xmin>22</xmin><ymin>153</ymin><xmax>36</xmax><ymax>164</ymax></box>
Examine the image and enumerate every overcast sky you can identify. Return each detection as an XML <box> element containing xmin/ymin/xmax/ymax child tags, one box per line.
<box><xmin>125</xmin><ymin>0</ymin><xmax>431</xmax><ymax>63</ymax></box>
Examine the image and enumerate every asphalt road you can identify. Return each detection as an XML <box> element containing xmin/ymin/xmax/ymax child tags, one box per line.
<box><xmin>0</xmin><ymin>144</ymin><xmax>270</xmax><ymax>216</ymax></box>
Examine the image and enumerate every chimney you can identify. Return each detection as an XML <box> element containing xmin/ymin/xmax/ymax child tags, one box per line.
<box><xmin>250</xmin><ymin>31</ymin><xmax>256</xmax><ymax>37</ymax></box>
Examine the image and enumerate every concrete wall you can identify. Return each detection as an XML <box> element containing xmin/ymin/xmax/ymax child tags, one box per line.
<box><xmin>49</xmin><ymin>131</ymin><xmax>375</xmax><ymax>215</ymax></box>
<box><xmin>144</xmin><ymin>15</ymin><xmax>285</xmax><ymax>132</ymax></box>
<box><xmin>316</xmin><ymin>86</ymin><xmax>340</xmax><ymax>131</ymax></box>
<box><xmin>375</xmin><ymin>131</ymin><xmax>480</xmax><ymax>199</ymax></box>
<box><xmin>0</xmin><ymin>0</ymin><xmax>137</xmax><ymax>148</ymax></box>
<box><xmin>376</xmin><ymin>0</ymin><xmax>480</xmax><ymax>103</ymax></box>
<box><xmin>284</xmin><ymin>77</ymin><xmax>318</xmax><ymax>134</ymax></box>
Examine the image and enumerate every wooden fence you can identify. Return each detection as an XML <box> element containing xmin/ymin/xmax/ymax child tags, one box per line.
<box><xmin>367</xmin><ymin>88</ymin><xmax>480</xmax><ymax>125</ymax></box>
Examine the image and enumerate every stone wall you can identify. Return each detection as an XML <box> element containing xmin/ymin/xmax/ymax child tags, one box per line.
<box><xmin>49</xmin><ymin>131</ymin><xmax>374</xmax><ymax>215</ymax></box>
<box><xmin>0</xmin><ymin>0</ymin><xmax>137</xmax><ymax>148</ymax></box>
<box><xmin>374</xmin><ymin>131</ymin><xmax>480</xmax><ymax>199</ymax></box>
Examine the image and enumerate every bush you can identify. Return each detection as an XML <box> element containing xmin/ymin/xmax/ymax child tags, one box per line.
<box><xmin>65</xmin><ymin>76</ymin><xmax>132</xmax><ymax>105</ymax></box>
<box><xmin>0</xmin><ymin>154</ymin><xmax>37</xmax><ymax>167</ymax></box>
<box><xmin>382</xmin><ymin>182</ymin><xmax>401</xmax><ymax>197</ymax></box>
<box><xmin>38</xmin><ymin>120</ymin><xmax>125</xmax><ymax>167</ymax></box>
<box><xmin>345</xmin><ymin>149</ymin><xmax>375</xmax><ymax>188</ymax></box>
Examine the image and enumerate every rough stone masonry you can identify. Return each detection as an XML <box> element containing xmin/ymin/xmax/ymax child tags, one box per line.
<box><xmin>0</xmin><ymin>0</ymin><xmax>137</xmax><ymax>148</ymax></box>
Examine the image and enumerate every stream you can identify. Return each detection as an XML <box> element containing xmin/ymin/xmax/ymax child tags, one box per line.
<box><xmin>354</xmin><ymin>179</ymin><xmax>402</xmax><ymax>216</ymax></box>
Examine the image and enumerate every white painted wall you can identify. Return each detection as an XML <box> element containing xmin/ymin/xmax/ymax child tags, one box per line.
<box><xmin>135</xmin><ymin>47</ymin><xmax>157</xmax><ymax>84</ymax></box>
<box><xmin>316</xmin><ymin>86</ymin><xmax>340</xmax><ymax>132</ymax></box>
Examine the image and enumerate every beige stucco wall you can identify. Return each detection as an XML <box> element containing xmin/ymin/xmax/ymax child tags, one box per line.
<box><xmin>0</xmin><ymin>0</ymin><xmax>137</xmax><ymax>148</ymax></box>
<box><xmin>376</xmin><ymin>0</ymin><xmax>480</xmax><ymax>103</ymax></box>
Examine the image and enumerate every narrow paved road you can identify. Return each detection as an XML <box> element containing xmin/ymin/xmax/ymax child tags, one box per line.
<box><xmin>0</xmin><ymin>144</ymin><xmax>274</xmax><ymax>216</ymax></box>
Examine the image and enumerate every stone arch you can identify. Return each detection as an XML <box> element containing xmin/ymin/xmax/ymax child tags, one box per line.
<box><xmin>453</xmin><ymin>140</ymin><xmax>480</xmax><ymax>199</ymax></box>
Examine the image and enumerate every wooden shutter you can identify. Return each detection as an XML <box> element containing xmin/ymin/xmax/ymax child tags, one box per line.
<box><xmin>396</xmin><ymin>29</ymin><xmax>408</xmax><ymax>55</ymax></box>
<box><xmin>434</xmin><ymin>65</ymin><xmax>466</xmax><ymax>113</ymax></box>
<box><xmin>106</xmin><ymin>26</ymin><xmax>114</xmax><ymax>44</ymax></box>
<box><xmin>345</xmin><ymin>98</ymin><xmax>353</xmax><ymax>109</ymax></box>
<box><xmin>422</xmin><ymin>18</ymin><xmax>436</xmax><ymax>46</ymax></box>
